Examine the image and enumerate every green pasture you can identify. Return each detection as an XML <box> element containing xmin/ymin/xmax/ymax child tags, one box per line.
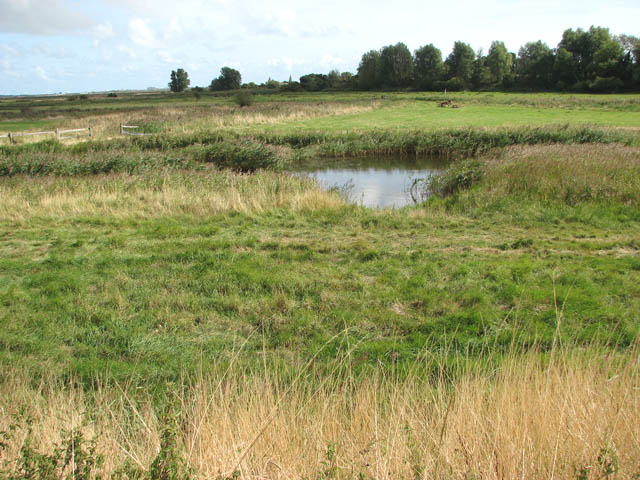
<box><xmin>1</xmin><ymin>167</ymin><xmax>639</xmax><ymax>386</ymax></box>
<box><xmin>246</xmin><ymin>101</ymin><xmax>640</xmax><ymax>134</ymax></box>
<box><xmin>2</xmin><ymin>91</ymin><xmax>640</xmax><ymax>135</ymax></box>
<box><xmin>0</xmin><ymin>91</ymin><xmax>639</xmax><ymax>389</ymax></box>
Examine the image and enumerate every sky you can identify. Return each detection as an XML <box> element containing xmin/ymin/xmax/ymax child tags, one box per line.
<box><xmin>1</xmin><ymin>0</ymin><xmax>638</xmax><ymax>95</ymax></box>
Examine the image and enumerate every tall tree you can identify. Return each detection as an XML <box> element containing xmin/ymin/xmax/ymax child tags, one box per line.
<box><xmin>445</xmin><ymin>42</ymin><xmax>475</xmax><ymax>87</ymax></box>
<box><xmin>553</xmin><ymin>47</ymin><xmax>578</xmax><ymax>89</ymax></box>
<box><xmin>379</xmin><ymin>43</ymin><xmax>414</xmax><ymax>87</ymax></box>
<box><xmin>357</xmin><ymin>50</ymin><xmax>381</xmax><ymax>90</ymax></box>
<box><xmin>471</xmin><ymin>49</ymin><xmax>492</xmax><ymax>90</ymax></box>
<box><xmin>634</xmin><ymin>41</ymin><xmax>640</xmax><ymax>86</ymax></box>
<box><xmin>413</xmin><ymin>44</ymin><xmax>444</xmax><ymax>90</ymax></box>
<box><xmin>168</xmin><ymin>68</ymin><xmax>190</xmax><ymax>92</ymax></box>
<box><xmin>209</xmin><ymin>67</ymin><xmax>242</xmax><ymax>91</ymax></box>
<box><xmin>487</xmin><ymin>41</ymin><xmax>512</xmax><ymax>87</ymax></box>
<box><xmin>517</xmin><ymin>41</ymin><xmax>554</xmax><ymax>89</ymax></box>
<box><xmin>299</xmin><ymin>74</ymin><xmax>328</xmax><ymax>91</ymax></box>
<box><xmin>327</xmin><ymin>69</ymin><xmax>341</xmax><ymax>89</ymax></box>
<box><xmin>557</xmin><ymin>26</ymin><xmax>624</xmax><ymax>90</ymax></box>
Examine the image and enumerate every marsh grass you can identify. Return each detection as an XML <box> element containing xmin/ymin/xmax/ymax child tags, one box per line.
<box><xmin>2</xmin><ymin>91</ymin><xmax>640</xmax><ymax>479</ymax></box>
<box><xmin>1</xmin><ymin>102</ymin><xmax>377</xmax><ymax>141</ymax></box>
<box><xmin>422</xmin><ymin>144</ymin><xmax>640</xmax><ymax>213</ymax></box>
<box><xmin>483</xmin><ymin>144</ymin><xmax>640</xmax><ymax>205</ymax></box>
<box><xmin>0</xmin><ymin>171</ymin><xmax>342</xmax><ymax>221</ymax></box>
<box><xmin>3</xmin><ymin>125</ymin><xmax>636</xmax><ymax>178</ymax></box>
<box><xmin>0</xmin><ymin>344</ymin><xmax>638</xmax><ymax>479</ymax></box>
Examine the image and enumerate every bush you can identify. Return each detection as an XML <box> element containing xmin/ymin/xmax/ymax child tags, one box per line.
<box><xmin>426</xmin><ymin>159</ymin><xmax>485</xmax><ymax>197</ymax></box>
<box><xmin>234</xmin><ymin>91</ymin><xmax>254</xmax><ymax>107</ymax></box>
<box><xmin>198</xmin><ymin>140</ymin><xmax>279</xmax><ymax>171</ymax></box>
<box><xmin>588</xmin><ymin>76</ymin><xmax>624</xmax><ymax>93</ymax></box>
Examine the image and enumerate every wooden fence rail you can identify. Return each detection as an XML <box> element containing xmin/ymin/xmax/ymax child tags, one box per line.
<box><xmin>1</xmin><ymin>127</ymin><xmax>93</xmax><ymax>145</ymax></box>
<box><xmin>120</xmin><ymin>124</ymin><xmax>153</xmax><ymax>136</ymax></box>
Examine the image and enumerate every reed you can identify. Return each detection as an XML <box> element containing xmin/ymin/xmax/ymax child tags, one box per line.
<box><xmin>0</xmin><ymin>171</ymin><xmax>341</xmax><ymax>222</ymax></box>
<box><xmin>1</xmin><ymin>346</ymin><xmax>638</xmax><ymax>479</ymax></box>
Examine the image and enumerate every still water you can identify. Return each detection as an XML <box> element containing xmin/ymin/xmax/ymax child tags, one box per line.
<box><xmin>291</xmin><ymin>156</ymin><xmax>447</xmax><ymax>208</ymax></box>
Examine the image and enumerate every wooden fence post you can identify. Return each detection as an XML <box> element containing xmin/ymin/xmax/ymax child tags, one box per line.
<box><xmin>120</xmin><ymin>123</ymin><xmax>124</xmax><ymax>135</ymax></box>
<box><xmin>88</xmin><ymin>127</ymin><xmax>93</xmax><ymax>138</ymax></box>
<box><xmin>55</xmin><ymin>128</ymin><xmax>60</xmax><ymax>140</ymax></box>
<box><xmin>8</xmin><ymin>133</ymin><xmax>13</xmax><ymax>145</ymax></box>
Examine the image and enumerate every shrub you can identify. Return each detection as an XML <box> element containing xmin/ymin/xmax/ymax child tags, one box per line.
<box><xmin>198</xmin><ymin>140</ymin><xmax>280</xmax><ymax>171</ymax></box>
<box><xmin>426</xmin><ymin>159</ymin><xmax>485</xmax><ymax>197</ymax></box>
<box><xmin>234</xmin><ymin>91</ymin><xmax>254</xmax><ymax>107</ymax></box>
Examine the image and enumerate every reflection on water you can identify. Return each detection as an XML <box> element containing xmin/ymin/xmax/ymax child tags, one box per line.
<box><xmin>290</xmin><ymin>156</ymin><xmax>447</xmax><ymax>208</ymax></box>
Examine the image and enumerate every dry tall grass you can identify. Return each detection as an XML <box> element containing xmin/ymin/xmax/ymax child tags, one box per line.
<box><xmin>60</xmin><ymin>102</ymin><xmax>377</xmax><ymax>140</ymax></box>
<box><xmin>0</xmin><ymin>171</ymin><xmax>343</xmax><ymax>222</ymax></box>
<box><xmin>1</xmin><ymin>348</ymin><xmax>638</xmax><ymax>479</ymax></box>
<box><xmin>484</xmin><ymin>144</ymin><xmax>640</xmax><ymax>205</ymax></box>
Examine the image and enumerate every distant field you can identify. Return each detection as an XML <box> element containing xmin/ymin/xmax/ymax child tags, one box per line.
<box><xmin>2</xmin><ymin>90</ymin><xmax>640</xmax><ymax>134</ymax></box>
<box><xmin>248</xmin><ymin>101</ymin><xmax>640</xmax><ymax>133</ymax></box>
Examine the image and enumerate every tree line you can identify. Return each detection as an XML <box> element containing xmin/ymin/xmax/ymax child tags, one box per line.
<box><xmin>356</xmin><ymin>26</ymin><xmax>638</xmax><ymax>92</ymax></box>
<box><xmin>169</xmin><ymin>26</ymin><xmax>639</xmax><ymax>94</ymax></box>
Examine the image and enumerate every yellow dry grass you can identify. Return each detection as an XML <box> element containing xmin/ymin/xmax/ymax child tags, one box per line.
<box><xmin>484</xmin><ymin>143</ymin><xmax>640</xmax><ymax>204</ymax></box>
<box><xmin>61</xmin><ymin>102</ymin><xmax>377</xmax><ymax>139</ymax></box>
<box><xmin>1</xmin><ymin>349</ymin><xmax>638</xmax><ymax>479</ymax></box>
<box><xmin>0</xmin><ymin>171</ymin><xmax>344</xmax><ymax>222</ymax></box>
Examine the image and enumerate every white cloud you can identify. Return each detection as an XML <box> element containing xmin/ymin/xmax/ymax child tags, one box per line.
<box><xmin>116</xmin><ymin>43</ymin><xmax>139</xmax><ymax>59</ymax></box>
<box><xmin>320</xmin><ymin>54</ymin><xmax>347</xmax><ymax>69</ymax></box>
<box><xmin>1</xmin><ymin>44</ymin><xmax>19</xmax><ymax>56</ymax></box>
<box><xmin>93</xmin><ymin>22</ymin><xmax>115</xmax><ymax>40</ymax></box>
<box><xmin>267</xmin><ymin>57</ymin><xmax>309</xmax><ymax>71</ymax></box>
<box><xmin>34</xmin><ymin>66</ymin><xmax>49</xmax><ymax>80</ymax></box>
<box><xmin>0</xmin><ymin>0</ymin><xmax>92</xmax><ymax>35</ymax></box>
<box><xmin>128</xmin><ymin>18</ymin><xmax>160</xmax><ymax>48</ymax></box>
<box><xmin>157</xmin><ymin>50</ymin><xmax>178</xmax><ymax>64</ymax></box>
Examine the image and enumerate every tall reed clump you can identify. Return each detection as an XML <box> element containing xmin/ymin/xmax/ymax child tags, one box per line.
<box><xmin>258</xmin><ymin>125</ymin><xmax>637</xmax><ymax>160</ymax></box>
<box><xmin>0</xmin><ymin>171</ymin><xmax>342</xmax><ymax>221</ymax></box>
<box><xmin>1</xmin><ymin>126</ymin><xmax>634</xmax><ymax>170</ymax></box>
<box><xmin>0</xmin><ymin>150</ymin><xmax>200</xmax><ymax>176</ymax></box>
<box><xmin>481</xmin><ymin>143</ymin><xmax>640</xmax><ymax>206</ymax></box>
<box><xmin>0</xmin><ymin>346</ymin><xmax>638</xmax><ymax>479</ymax></box>
<box><xmin>420</xmin><ymin>144</ymin><xmax>640</xmax><ymax>208</ymax></box>
<box><xmin>195</xmin><ymin>140</ymin><xmax>281</xmax><ymax>171</ymax></box>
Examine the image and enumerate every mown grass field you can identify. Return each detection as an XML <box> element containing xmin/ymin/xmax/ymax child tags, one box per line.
<box><xmin>0</xmin><ymin>91</ymin><xmax>639</xmax><ymax>478</ymax></box>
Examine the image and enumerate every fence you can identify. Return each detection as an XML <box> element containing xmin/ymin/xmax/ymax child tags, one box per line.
<box><xmin>120</xmin><ymin>124</ymin><xmax>153</xmax><ymax>136</ymax></box>
<box><xmin>1</xmin><ymin>127</ymin><xmax>93</xmax><ymax>145</ymax></box>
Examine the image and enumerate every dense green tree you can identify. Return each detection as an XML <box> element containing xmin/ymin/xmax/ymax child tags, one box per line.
<box><xmin>634</xmin><ymin>41</ymin><xmax>640</xmax><ymax>86</ymax></box>
<box><xmin>445</xmin><ymin>42</ymin><xmax>475</xmax><ymax>88</ymax></box>
<box><xmin>339</xmin><ymin>72</ymin><xmax>355</xmax><ymax>89</ymax></box>
<box><xmin>616</xmin><ymin>35</ymin><xmax>640</xmax><ymax>87</ymax></box>
<box><xmin>557</xmin><ymin>26</ymin><xmax>624</xmax><ymax>90</ymax></box>
<box><xmin>487</xmin><ymin>41</ymin><xmax>512</xmax><ymax>87</ymax></box>
<box><xmin>517</xmin><ymin>41</ymin><xmax>554</xmax><ymax>89</ymax></box>
<box><xmin>327</xmin><ymin>69</ymin><xmax>341</xmax><ymax>89</ymax></box>
<box><xmin>379</xmin><ymin>43</ymin><xmax>414</xmax><ymax>87</ymax></box>
<box><xmin>168</xmin><ymin>68</ymin><xmax>190</xmax><ymax>92</ymax></box>
<box><xmin>209</xmin><ymin>67</ymin><xmax>242</xmax><ymax>91</ymax></box>
<box><xmin>357</xmin><ymin>50</ymin><xmax>381</xmax><ymax>90</ymax></box>
<box><xmin>471</xmin><ymin>49</ymin><xmax>492</xmax><ymax>90</ymax></box>
<box><xmin>413</xmin><ymin>44</ymin><xmax>444</xmax><ymax>90</ymax></box>
<box><xmin>299</xmin><ymin>73</ymin><xmax>328</xmax><ymax>91</ymax></box>
<box><xmin>553</xmin><ymin>47</ymin><xmax>578</xmax><ymax>89</ymax></box>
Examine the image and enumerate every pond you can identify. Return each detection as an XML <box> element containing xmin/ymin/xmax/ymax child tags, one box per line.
<box><xmin>290</xmin><ymin>156</ymin><xmax>448</xmax><ymax>208</ymax></box>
